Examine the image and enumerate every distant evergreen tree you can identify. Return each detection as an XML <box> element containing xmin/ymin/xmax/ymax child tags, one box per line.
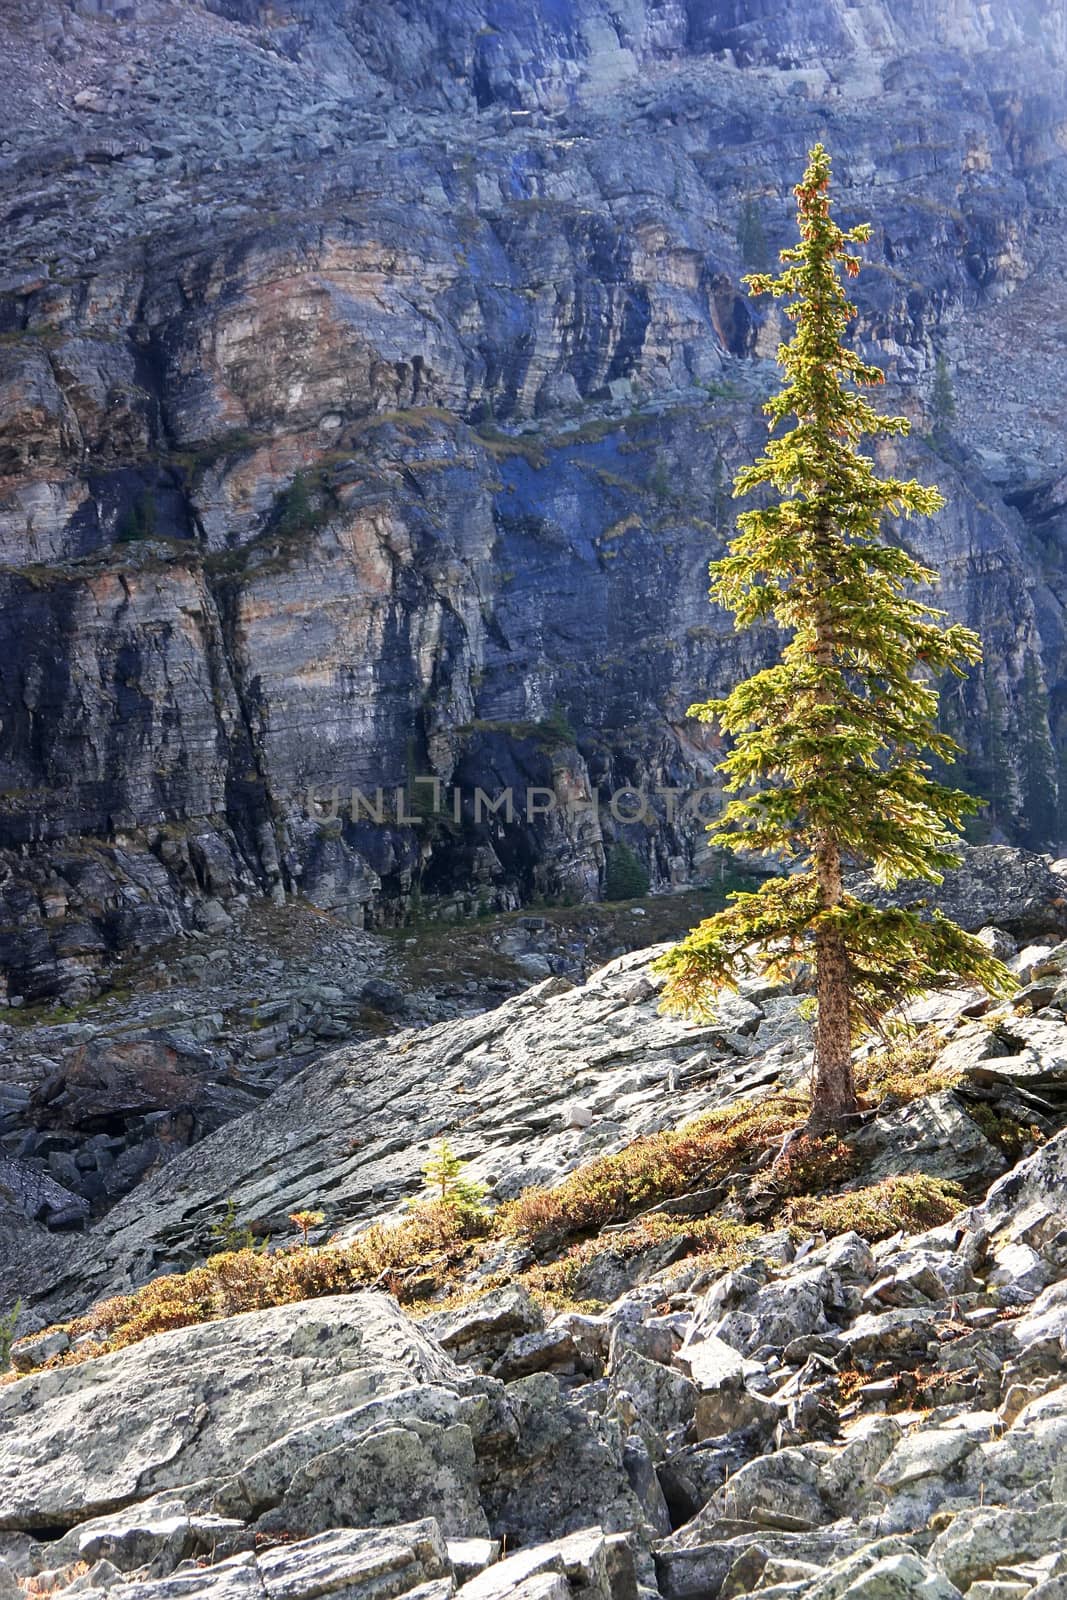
<box><xmin>276</xmin><ymin>470</ymin><xmax>315</xmax><ymax>536</ymax></box>
<box><xmin>737</xmin><ymin>196</ymin><xmax>770</xmax><ymax>271</ymax></box>
<box><xmin>537</xmin><ymin>705</ymin><xmax>578</xmax><ymax>748</ymax></box>
<box><xmin>604</xmin><ymin>841</ymin><xmax>650</xmax><ymax>901</ymax></box>
<box><xmin>655</xmin><ymin>145</ymin><xmax>1013</xmax><ymax>1133</ymax></box>
<box><xmin>1017</xmin><ymin>652</ymin><xmax>1058</xmax><ymax>848</ymax></box>
<box><xmin>930</xmin><ymin>353</ymin><xmax>957</xmax><ymax>436</ymax></box>
<box><xmin>117</xmin><ymin>489</ymin><xmax>157</xmax><ymax>543</ymax></box>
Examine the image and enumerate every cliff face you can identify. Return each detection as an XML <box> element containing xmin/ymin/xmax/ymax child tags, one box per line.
<box><xmin>1</xmin><ymin>0</ymin><xmax>1066</xmax><ymax>1000</ymax></box>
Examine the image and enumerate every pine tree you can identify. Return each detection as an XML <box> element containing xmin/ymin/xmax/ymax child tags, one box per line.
<box><xmin>1018</xmin><ymin>652</ymin><xmax>1057</xmax><ymax>848</ymax></box>
<box><xmin>929</xmin><ymin>353</ymin><xmax>957</xmax><ymax>436</ymax></box>
<box><xmin>276</xmin><ymin>470</ymin><xmax>314</xmax><ymax>536</ymax></box>
<box><xmin>655</xmin><ymin>145</ymin><xmax>1014</xmax><ymax>1132</ymax></box>
<box><xmin>604</xmin><ymin>841</ymin><xmax>650</xmax><ymax>901</ymax></box>
<box><xmin>416</xmin><ymin>1140</ymin><xmax>489</xmax><ymax>1221</ymax></box>
<box><xmin>738</xmin><ymin>196</ymin><xmax>771</xmax><ymax>272</ymax></box>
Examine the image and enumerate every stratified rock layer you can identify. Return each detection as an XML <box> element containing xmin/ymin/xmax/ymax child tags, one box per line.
<box><xmin>0</xmin><ymin>0</ymin><xmax>1065</xmax><ymax>1000</ymax></box>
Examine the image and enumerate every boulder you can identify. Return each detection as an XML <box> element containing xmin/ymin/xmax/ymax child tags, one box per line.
<box><xmin>45</xmin><ymin>1501</ymin><xmax>249</xmax><ymax>1575</ymax></box>
<box><xmin>424</xmin><ymin>1287</ymin><xmax>545</xmax><ymax>1371</ymax></box>
<box><xmin>849</xmin><ymin>849</ymin><xmax>1067</xmax><ymax>938</ymax></box>
<box><xmin>845</xmin><ymin>1094</ymin><xmax>1004</xmax><ymax>1188</ymax></box>
<box><xmin>929</xmin><ymin>1504</ymin><xmax>1067</xmax><ymax>1590</ymax></box>
<box><xmin>108</xmin><ymin>1522</ymin><xmax>452</xmax><ymax>1600</ymax></box>
<box><xmin>0</xmin><ymin>1295</ymin><xmax>462</xmax><ymax>1530</ymax></box>
<box><xmin>808</xmin><ymin>1547</ymin><xmax>963</xmax><ymax>1600</ymax></box>
<box><xmin>455</xmin><ymin>1528</ymin><xmax>637</xmax><ymax>1600</ymax></box>
<box><xmin>973</xmin><ymin>1126</ymin><xmax>1067</xmax><ymax>1275</ymax></box>
<box><xmin>491</xmin><ymin>1327</ymin><xmax>581</xmax><ymax>1382</ymax></box>
<box><xmin>608</xmin><ymin>1346</ymin><xmax>697</xmax><ymax>1448</ymax></box>
<box><xmin>255</xmin><ymin>1420</ymin><xmax>490</xmax><ymax>1539</ymax></box>
<box><xmin>475</xmin><ymin>1373</ymin><xmax>650</xmax><ymax>1546</ymax></box>
<box><xmin>701</xmin><ymin>1448</ymin><xmax>830</xmax><ymax>1534</ymax></box>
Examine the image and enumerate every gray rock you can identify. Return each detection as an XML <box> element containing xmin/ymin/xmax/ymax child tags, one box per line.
<box><xmin>929</xmin><ymin>1503</ymin><xmax>1067</xmax><ymax>1590</ymax></box>
<box><xmin>112</xmin><ymin>1523</ymin><xmax>452</xmax><ymax>1600</ymax></box>
<box><xmin>973</xmin><ymin>1125</ymin><xmax>1067</xmax><ymax>1276</ymax></box>
<box><xmin>256</xmin><ymin>1421</ymin><xmax>490</xmax><ymax>1539</ymax></box>
<box><xmin>0</xmin><ymin>1295</ymin><xmax>462</xmax><ymax>1530</ymax></box>
<box><xmin>492</xmin><ymin>1327</ymin><xmax>580</xmax><ymax>1382</ymax></box>
<box><xmin>703</xmin><ymin>1448</ymin><xmax>829</xmax><ymax>1533</ymax></box>
<box><xmin>476</xmin><ymin>1373</ymin><xmax>650</xmax><ymax>1545</ymax></box>
<box><xmin>846</xmin><ymin>1094</ymin><xmax>1004</xmax><ymax>1188</ymax></box>
<box><xmin>7</xmin><ymin>955</ymin><xmax>808</xmax><ymax>1320</ymax></box>
<box><xmin>809</xmin><ymin>1547</ymin><xmax>963</xmax><ymax>1600</ymax></box>
<box><xmin>709</xmin><ymin>1267</ymin><xmax>833</xmax><ymax>1358</ymax></box>
<box><xmin>608</xmin><ymin>1346</ymin><xmax>697</xmax><ymax>1449</ymax></box>
<box><xmin>849</xmin><ymin>850</ymin><xmax>1067</xmax><ymax>939</ymax></box>
<box><xmin>456</xmin><ymin>1527</ymin><xmax>636</xmax><ymax>1600</ymax></box>
<box><xmin>874</xmin><ymin>1428</ymin><xmax>979</xmax><ymax>1493</ymax></box>
<box><xmin>424</xmin><ymin>1287</ymin><xmax>545</xmax><ymax>1370</ymax></box>
<box><xmin>840</xmin><ymin>1308</ymin><xmax>942</xmax><ymax>1359</ymax></box>
<box><xmin>358</xmin><ymin>979</ymin><xmax>408</xmax><ymax>1017</ymax></box>
<box><xmin>446</xmin><ymin>1540</ymin><xmax>500</xmax><ymax>1585</ymax></box>
<box><xmin>10</xmin><ymin>1327</ymin><xmax>69</xmax><ymax>1372</ymax></box>
<box><xmin>47</xmin><ymin>1502</ymin><xmax>248</xmax><ymax>1575</ymax></box>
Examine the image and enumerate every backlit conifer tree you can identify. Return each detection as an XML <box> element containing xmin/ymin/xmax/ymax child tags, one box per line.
<box><xmin>655</xmin><ymin>145</ymin><xmax>1014</xmax><ymax>1131</ymax></box>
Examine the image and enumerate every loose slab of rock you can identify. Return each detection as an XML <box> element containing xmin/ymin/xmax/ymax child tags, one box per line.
<box><xmin>112</xmin><ymin>1522</ymin><xmax>452</xmax><ymax>1600</ymax></box>
<box><xmin>0</xmin><ymin>1295</ymin><xmax>461</xmax><ymax>1531</ymax></box>
<box><xmin>456</xmin><ymin>1527</ymin><xmax>637</xmax><ymax>1600</ymax></box>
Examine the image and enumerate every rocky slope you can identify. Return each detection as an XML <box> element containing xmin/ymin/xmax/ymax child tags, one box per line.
<box><xmin>0</xmin><ymin>874</ymin><xmax>760</xmax><ymax>1240</ymax></box>
<box><xmin>1</xmin><ymin>840</ymin><xmax>1062</xmax><ymax>1316</ymax></box>
<box><xmin>5</xmin><ymin>849</ymin><xmax>1067</xmax><ymax>1600</ymax></box>
<box><xmin>1</xmin><ymin>0</ymin><xmax>1066</xmax><ymax>1002</ymax></box>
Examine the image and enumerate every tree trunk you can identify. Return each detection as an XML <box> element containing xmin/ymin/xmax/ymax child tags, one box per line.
<box><xmin>807</xmin><ymin>504</ymin><xmax>859</xmax><ymax>1133</ymax></box>
<box><xmin>810</xmin><ymin>833</ymin><xmax>859</xmax><ymax>1131</ymax></box>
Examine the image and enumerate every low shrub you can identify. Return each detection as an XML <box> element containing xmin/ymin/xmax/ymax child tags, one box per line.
<box><xmin>968</xmin><ymin>1102</ymin><xmax>1046</xmax><ymax>1160</ymax></box>
<box><xmin>772</xmin><ymin>1133</ymin><xmax>860</xmax><ymax>1196</ymax></box>
<box><xmin>524</xmin><ymin>1213</ymin><xmax>759</xmax><ymax>1305</ymax></box>
<box><xmin>58</xmin><ymin>1200</ymin><xmax>492</xmax><ymax>1358</ymax></box>
<box><xmin>498</xmin><ymin>1097</ymin><xmax>804</xmax><ymax>1249</ymax></box>
<box><xmin>0</xmin><ymin>1300</ymin><xmax>21</xmax><ymax>1371</ymax></box>
<box><xmin>780</xmin><ymin>1173</ymin><xmax>964</xmax><ymax>1241</ymax></box>
<box><xmin>10</xmin><ymin>1083</ymin><xmax>978</xmax><ymax>1376</ymax></box>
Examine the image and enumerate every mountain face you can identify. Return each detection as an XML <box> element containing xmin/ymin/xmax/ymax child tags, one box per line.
<box><xmin>1</xmin><ymin>0</ymin><xmax>1066</xmax><ymax>1002</ymax></box>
